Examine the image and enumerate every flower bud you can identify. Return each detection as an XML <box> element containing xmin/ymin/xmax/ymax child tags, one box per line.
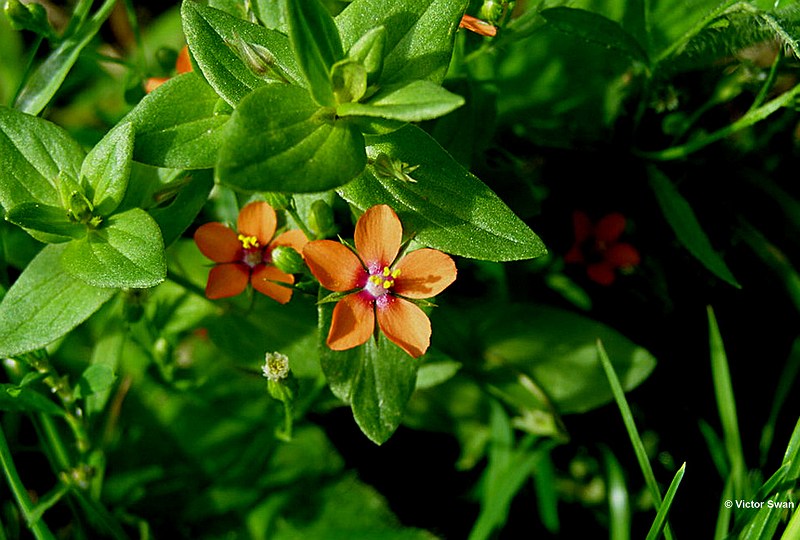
<box><xmin>5</xmin><ymin>0</ymin><xmax>53</xmax><ymax>38</ymax></box>
<box><xmin>270</xmin><ymin>245</ymin><xmax>306</xmax><ymax>274</ymax></box>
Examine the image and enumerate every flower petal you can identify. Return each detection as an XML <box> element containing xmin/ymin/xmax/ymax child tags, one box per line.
<box><xmin>238</xmin><ymin>201</ymin><xmax>277</xmax><ymax>245</ymax></box>
<box><xmin>376</xmin><ymin>296</ymin><xmax>431</xmax><ymax>358</ymax></box>
<box><xmin>304</xmin><ymin>240</ymin><xmax>365</xmax><ymax>291</ymax></box>
<box><xmin>587</xmin><ymin>262</ymin><xmax>616</xmax><ymax>286</ymax></box>
<box><xmin>354</xmin><ymin>205</ymin><xmax>402</xmax><ymax>271</ymax></box>
<box><xmin>564</xmin><ymin>246</ymin><xmax>584</xmax><ymax>263</ymax></box>
<box><xmin>327</xmin><ymin>294</ymin><xmax>374</xmax><ymax>351</ymax></box>
<box><xmin>572</xmin><ymin>211</ymin><xmax>592</xmax><ymax>243</ymax></box>
<box><xmin>605</xmin><ymin>243</ymin><xmax>641</xmax><ymax>268</ymax></box>
<box><xmin>194</xmin><ymin>222</ymin><xmax>240</xmax><ymax>263</ymax></box>
<box><xmin>205</xmin><ymin>263</ymin><xmax>249</xmax><ymax>299</ymax></box>
<box><xmin>176</xmin><ymin>45</ymin><xmax>193</xmax><ymax>74</ymax></box>
<box><xmin>251</xmin><ymin>265</ymin><xmax>294</xmax><ymax>304</ymax></box>
<box><xmin>594</xmin><ymin>213</ymin><xmax>627</xmax><ymax>243</ymax></box>
<box><xmin>270</xmin><ymin>228</ymin><xmax>309</xmax><ymax>254</ymax></box>
<box><xmin>393</xmin><ymin>248</ymin><xmax>457</xmax><ymax>299</ymax></box>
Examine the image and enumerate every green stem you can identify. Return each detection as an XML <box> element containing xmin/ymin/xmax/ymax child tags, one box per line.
<box><xmin>0</xmin><ymin>425</ymin><xmax>57</xmax><ymax>540</ymax></box>
<box><xmin>639</xmin><ymin>82</ymin><xmax>800</xmax><ymax>160</ymax></box>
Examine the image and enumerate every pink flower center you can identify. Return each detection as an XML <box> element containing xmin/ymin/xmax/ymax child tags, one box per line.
<box><xmin>363</xmin><ymin>266</ymin><xmax>401</xmax><ymax>298</ymax></box>
<box><xmin>238</xmin><ymin>234</ymin><xmax>263</xmax><ymax>267</ymax></box>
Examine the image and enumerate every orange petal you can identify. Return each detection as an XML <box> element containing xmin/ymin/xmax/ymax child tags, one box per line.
<box><xmin>587</xmin><ymin>262</ymin><xmax>616</xmax><ymax>286</ymax></box>
<box><xmin>376</xmin><ymin>296</ymin><xmax>431</xmax><ymax>358</ymax></box>
<box><xmin>144</xmin><ymin>77</ymin><xmax>169</xmax><ymax>94</ymax></box>
<box><xmin>176</xmin><ymin>45</ymin><xmax>193</xmax><ymax>74</ymax></box>
<box><xmin>459</xmin><ymin>14</ymin><xmax>497</xmax><ymax>37</ymax></box>
<box><xmin>327</xmin><ymin>294</ymin><xmax>374</xmax><ymax>351</ymax></box>
<box><xmin>393</xmin><ymin>248</ymin><xmax>457</xmax><ymax>299</ymax></box>
<box><xmin>270</xmin><ymin>228</ymin><xmax>309</xmax><ymax>254</ymax></box>
<box><xmin>605</xmin><ymin>243</ymin><xmax>641</xmax><ymax>268</ymax></box>
<box><xmin>595</xmin><ymin>213</ymin><xmax>627</xmax><ymax>243</ymax></box>
<box><xmin>238</xmin><ymin>201</ymin><xmax>277</xmax><ymax>246</ymax></box>
<box><xmin>194</xmin><ymin>222</ymin><xmax>241</xmax><ymax>263</ymax></box>
<box><xmin>251</xmin><ymin>265</ymin><xmax>294</xmax><ymax>304</ymax></box>
<box><xmin>205</xmin><ymin>263</ymin><xmax>249</xmax><ymax>299</ymax></box>
<box><xmin>304</xmin><ymin>240</ymin><xmax>365</xmax><ymax>291</ymax></box>
<box><xmin>354</xmin><ymin>205</ymin><xmax>402</xmax><ymax>271</ymax></box>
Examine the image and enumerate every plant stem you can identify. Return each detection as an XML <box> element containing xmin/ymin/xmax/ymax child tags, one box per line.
<box><xmin>0</xmin><ymin>425</ymin><xmax>57</xmax><ymax>540</ymax></box>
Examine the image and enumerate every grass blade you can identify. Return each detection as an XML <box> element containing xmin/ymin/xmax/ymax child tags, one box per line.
<box><xmin>597</xmin><ymin>339</ymin><xmax>674</xmax><ymax>540</ymax></box>
<box><xmin>646</xmin><ymin>462</ymin><xmax>686</xmax><ymax>540</ymax></box>
<box><xmin>601</xmin><ymin>446</ymin><xmax>631</xmax><ymax>540</ymax></box>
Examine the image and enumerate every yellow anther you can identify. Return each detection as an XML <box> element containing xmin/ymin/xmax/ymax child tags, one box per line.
<box><xmin>382</xmin><ymin>266</ymin><xmax>391</xmax><ymax>277</ymax></box>
<box><xmin>383</xmin><ymin>280</ymin><xmax>393</xmax><ymax>289</ymax></box>
<box><xmin>391</xmin><ymin>269</ymin><xmax>401</xmax><ymax>279</ymax></box>
<box><xmin>238</xmin><ymin>234</ymin><xmax>260</xmax><ymax>249</ymax></box>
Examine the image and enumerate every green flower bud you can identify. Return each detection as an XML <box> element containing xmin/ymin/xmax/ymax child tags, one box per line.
<box><xmin>5</xmin><ymin>0</ymin><xmax>54</xmax><ymax>38</ymax></box>
<box><xmin>270</xmin><ymin>245</ymin><xmax>306</xmax><ymax>274</ymax></box>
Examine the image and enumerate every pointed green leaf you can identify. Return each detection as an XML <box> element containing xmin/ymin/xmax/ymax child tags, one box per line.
<box><xmin>81</xmin><ymin>122</ymin><xmax>134</xmax><ymax>216</ymax></box>
<box><xmin>217</xmin><ymin>84</ymin><xmax>366</xmax><ymax>192</ymax></box>
<box><xmin>648</xmin><ymin>167</ymin><xmax>740</xmax><ymax>288</ymax></box>
<box><xmin>181</xmin><ymin>1</ymin><xmax>299</xmax><ymax>105</ymax></box>
<box><xmin>337</xmin><ymin>80</ymin><xmax>464</xmax><ymax>122</ymax></box>
<box><xmin>61</xmin><ymin>208</ymin><xmax>166</xmax><ymax>289</ymax></box>
<box><xmin>0</xmin><ymin>244</ymin><xmax>115</xmax><ymax>357</ymax></box>
<box><xmin>540</xmin><ymin>7</ymin><xmax>650</xmax><ymax>65</ymax></box>
<box><xmin>5</xmin><ymin>202</ymin><xmax>85</xmax><ymax>242</ymax></box>
<box><xmin>338</xmin><ymin>125</ymin><xmax>545</xmax><ymax>261</ymax></box>
<box><xmin>347</xmin><ymin>25</ymin><xmax>387</xmax><ymax>85</ymax></box>
<box><xmin>318</xmin><ymin>301</ymin><xmax>418</xmax><ymax>445</ymax></box>
<box><xmin>73</xmin><ymin>364</ymin><xmax>116</xmax><ymax>400</ymax></box>
<box><xmin>1</xmin><ymin>384</ymin><xmax>65</xmax><ymax>416</ymax></box>
<box><xmin>0</xmin><ymin>106</ymin><xmax>84</xmax><ymax>211</ymax></box>
<box><xmin>284</xmin><ymin>0</ymin><xmax>343</xmax><ymax>106</ymax></box>
<box><xmin>336</xmin><ymin>0</ymin><xmax>468</xmax><ymax>85</ymax></box>
<box><xmin>125</xmin><ymin>73</ymin><xmax>230</xmax><ymax>170</ymax></box>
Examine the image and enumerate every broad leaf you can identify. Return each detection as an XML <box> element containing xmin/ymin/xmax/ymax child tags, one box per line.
<box><xmin>284</xmin><ymin>0</ymin><xmax>342</xmax><ymax>106</ymax></box>
<box><xmin>61</xmin><ymin>208</ymin><xmax>166</xmax><ymax>289</ymax></box>
<box><xmin>0</xmin><ymin>106</ymin><xmax>84</xmax><ymax>211</ymax></box>
<box><xmin>81</xmin><ymin>122</ymin><xmax>134</xmax><ymax>216</ymax></box>
<box><xmin>479</xmin><ymin>305</ymin><xmax>657</xmax><ymax>414</ymax></box>
<box><xmin>125</xmin><ymin>73</ymin><xmax>230</xmax><ymax>170</ymax></box>
<box><xmin>149</xmin><ymin>170</ymin><xmax>215</xmax><ymax>248</ymax></box>
<box><xmin>337</xmin><ymin>80</ymin><xmax>464</xmax><ymax>122</ymax></box>
<box><xmin>318</xmin><ymin>301</ymin><xmax>418</xmax><ymax>445</ymax></box>
<box><xmin>73</xmin><ymin>364</ymin><xmax>117</xmax><ymax>400</ymax></box>
<box><xmin>182</xmin><ymin>1</ymin><xmax>299</xmax><ymax>105</ymax></box>
<box><xmin>540</xmin><ymin>7</ymin><xmax>650</xmax><ymax>65</ymax></box>
<box><xmin>338</xmin><ymin>125</ymin><xmax>546</xmax><ymax>261</ymax></box>
<box><xmin>217</xmin><ymin>84</ymin><xmax>366</xmax><ymax>192</ymax></box>
<box><xmin>648</xmin><ymin>167</ymin><xmax>740</xmax><ymax>288</ymax></box>
<box><xmin>336</xmin><ymin>0</ymin><xmax>468</xmax><ymax>85</ymax></box>
<box><xmin>0</xmin><ymin>244</ymin><xmax>115</xmax><ymax>357</ymax></box>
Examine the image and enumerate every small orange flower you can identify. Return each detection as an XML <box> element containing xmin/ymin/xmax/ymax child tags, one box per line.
<box><xmin>303</xmin><ymin>205</ymin><xmax>457</xmax><ymax>358</ymax></box>
<box><xmin>144</xmin><ymin>45</ymin><xmax>193</xmax><ymax>93</ymax></box>
<box><xmin>194</xmin><ymin>201</ymin><xmax>308</xmax><ymax>302</ymax></box>
<box><xmin>459</xmin><ymin>14</ymin><xmax>498</xmax><ymax>37</ymax></box>
<box><xmin>565</xmin><ymin>211</ymin><xmax>641</xmax><ymax>286</ymax></box>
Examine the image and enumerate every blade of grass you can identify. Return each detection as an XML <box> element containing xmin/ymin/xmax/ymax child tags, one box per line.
<box><xmin>707</xmin><ymin>306</ymin><xmax>747</xmax><ymax>499</ymax></box>
<box><xmin>699</xmin><ymin>419</ymin><xmax>729</xmax><ymax>479</ymax></box>
<box><xmin>715</xmin><ymin>477</ymin><xmax>734</xmax><ymax>540</ymax></box>
<box><xmin>596</xmin><ymin>340</ymin><xmax>674</xmax><ymax>540</ymax></box>
<box><xmin>601</xmin><ymin>446</ymin><xmax>631</xmax><ymax>540</ymax></box>
<box><xmin>759</xmin><ymin>339</ymin><xmax>800</xmax><ymax>466</ymax></box>
<box><xmin>645</xmin><ymin>462</ymin><xmax>686</xmax><ymax>540</ymax></box>
<box><xmin>781</xmin><ymin>505</ymin><xmax>800</xmax><ymax>540</ymax></box>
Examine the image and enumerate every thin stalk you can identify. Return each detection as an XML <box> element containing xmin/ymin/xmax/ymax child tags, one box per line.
<box><xmin>0</xmin><ymin>425</ymin><xmax>57</xmax><ymax>540</ymax></box>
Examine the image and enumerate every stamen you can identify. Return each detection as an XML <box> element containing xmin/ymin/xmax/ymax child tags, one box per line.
<box><xmin>238</xmin><ymin>234</ymin><xmax>260</xmax><ymax>249</ymax></box>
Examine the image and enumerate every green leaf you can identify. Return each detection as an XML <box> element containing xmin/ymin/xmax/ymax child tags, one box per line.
<box><xmin>217</xmin><ymin>84</ymin><xmax>366</xmax><ymax>192</ymax></box>
<box><xmin>540</xmin><ymin>7</ymin><xmax>650</xmax><ymax>65</ymax></box>
<box><xmin>181</xmin><ymin>1</ymin><xmax>299</xmax><ymax>105</ymax></box>
<box><xmin>124</xmin><ymin>73</ymin><xmax>230</xmax><ymax>170</ymax></box>
<box><xmin>5</xmin><ymin>202</ymin><xmax>85</xmax><ymax>242</ymax></box>
<box><xmin>0</xmin><ymin>106</ymin><xmax>84</xmax><ymax>211</ymax></box>
<box><xmin>81</xmin><ymin>122</ymin><xmax>134</xmax><ymax>216</ymax></box>
<box><xmin>337</xmin><ymin>80</ymin><xmax>464</xmax><ymax>122</ymax></box>
<box><xmin>318</xmin><ymin>301</ymin><xmax>418</xmax><ymax>445</ymax></box>
<box><xmin>284</xmin><ymin>0</ymin><xmax>343</xmax><ymax>107</ymax></box>
<box><xmin>346</xmin><ymin>25</ymin><xmax>387</xmax><ymax>85</ymax></box>
<box><xmin>149</xmin><ymin>170</ymin><xmax>215</xmax><ymax>248</ymax></box>
<box><xmin>338</xmin><ymin>125</ymin><xmax>546</xmax><ymax>261</ymax></box>
<box><xmin>0</xmin><ymin>384</ymin><xmax>64</xmax><ymax>416</ymax></box>
<box><xmin>0</xmin><ymin>244</ymin><xmax>115</xmax><ymax>357</ymax></box>
<box><xmin>480</xmin><ymin>305</ymin><xmax>657</xmax><ymax>414</ymax></box>
<box><xmin>61</xmin><ymin>208</ymin><xmax>166</xmax><ymax>289</ymax></box>
<box><xmin>336</xmin><ymin>0</ymin><xmax>468</xmax><ymax>85</ymax></box>
<box><xmin>648</xmin><ymin>167</ymin><xmax>741</xmax><ymax>288</ymax></box>
<box><xmin>13</xmin><ymin>0</ymin><xmax>117</xmax><ymax>115</ymax></box>
<box><xmin>645</xmin><ymin>463</ymin><xmax>686</xmax><ymax>540</ymax></box>
<box><xmin>73</xmin><ymin>364</ymin><xmax>117</xmax><ymax>400</ymax></box>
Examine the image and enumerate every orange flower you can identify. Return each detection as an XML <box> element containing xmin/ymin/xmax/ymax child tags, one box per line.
<box><xmin>459</xmin><ymin>14</ymin><xmax>498</xmax><ymax>37</ymax></box>
<box><xmin>303</xmin><ymin>205</ymin><xmax>457</xmax><ymax>358</ymax></box>
<box><xmin>144</xmin><ymin>45</ymin><xmax>193</xmax><ymax>93</ymax></box>
<box><xmin>194</xmin><ymin>201</ymin><xmax>308</xmax><ymax>302</ymax></box>
<box><xmin>565</xmin><ymin>211</ymin><xmax>641</xmax><ymax>286</ymax></box>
